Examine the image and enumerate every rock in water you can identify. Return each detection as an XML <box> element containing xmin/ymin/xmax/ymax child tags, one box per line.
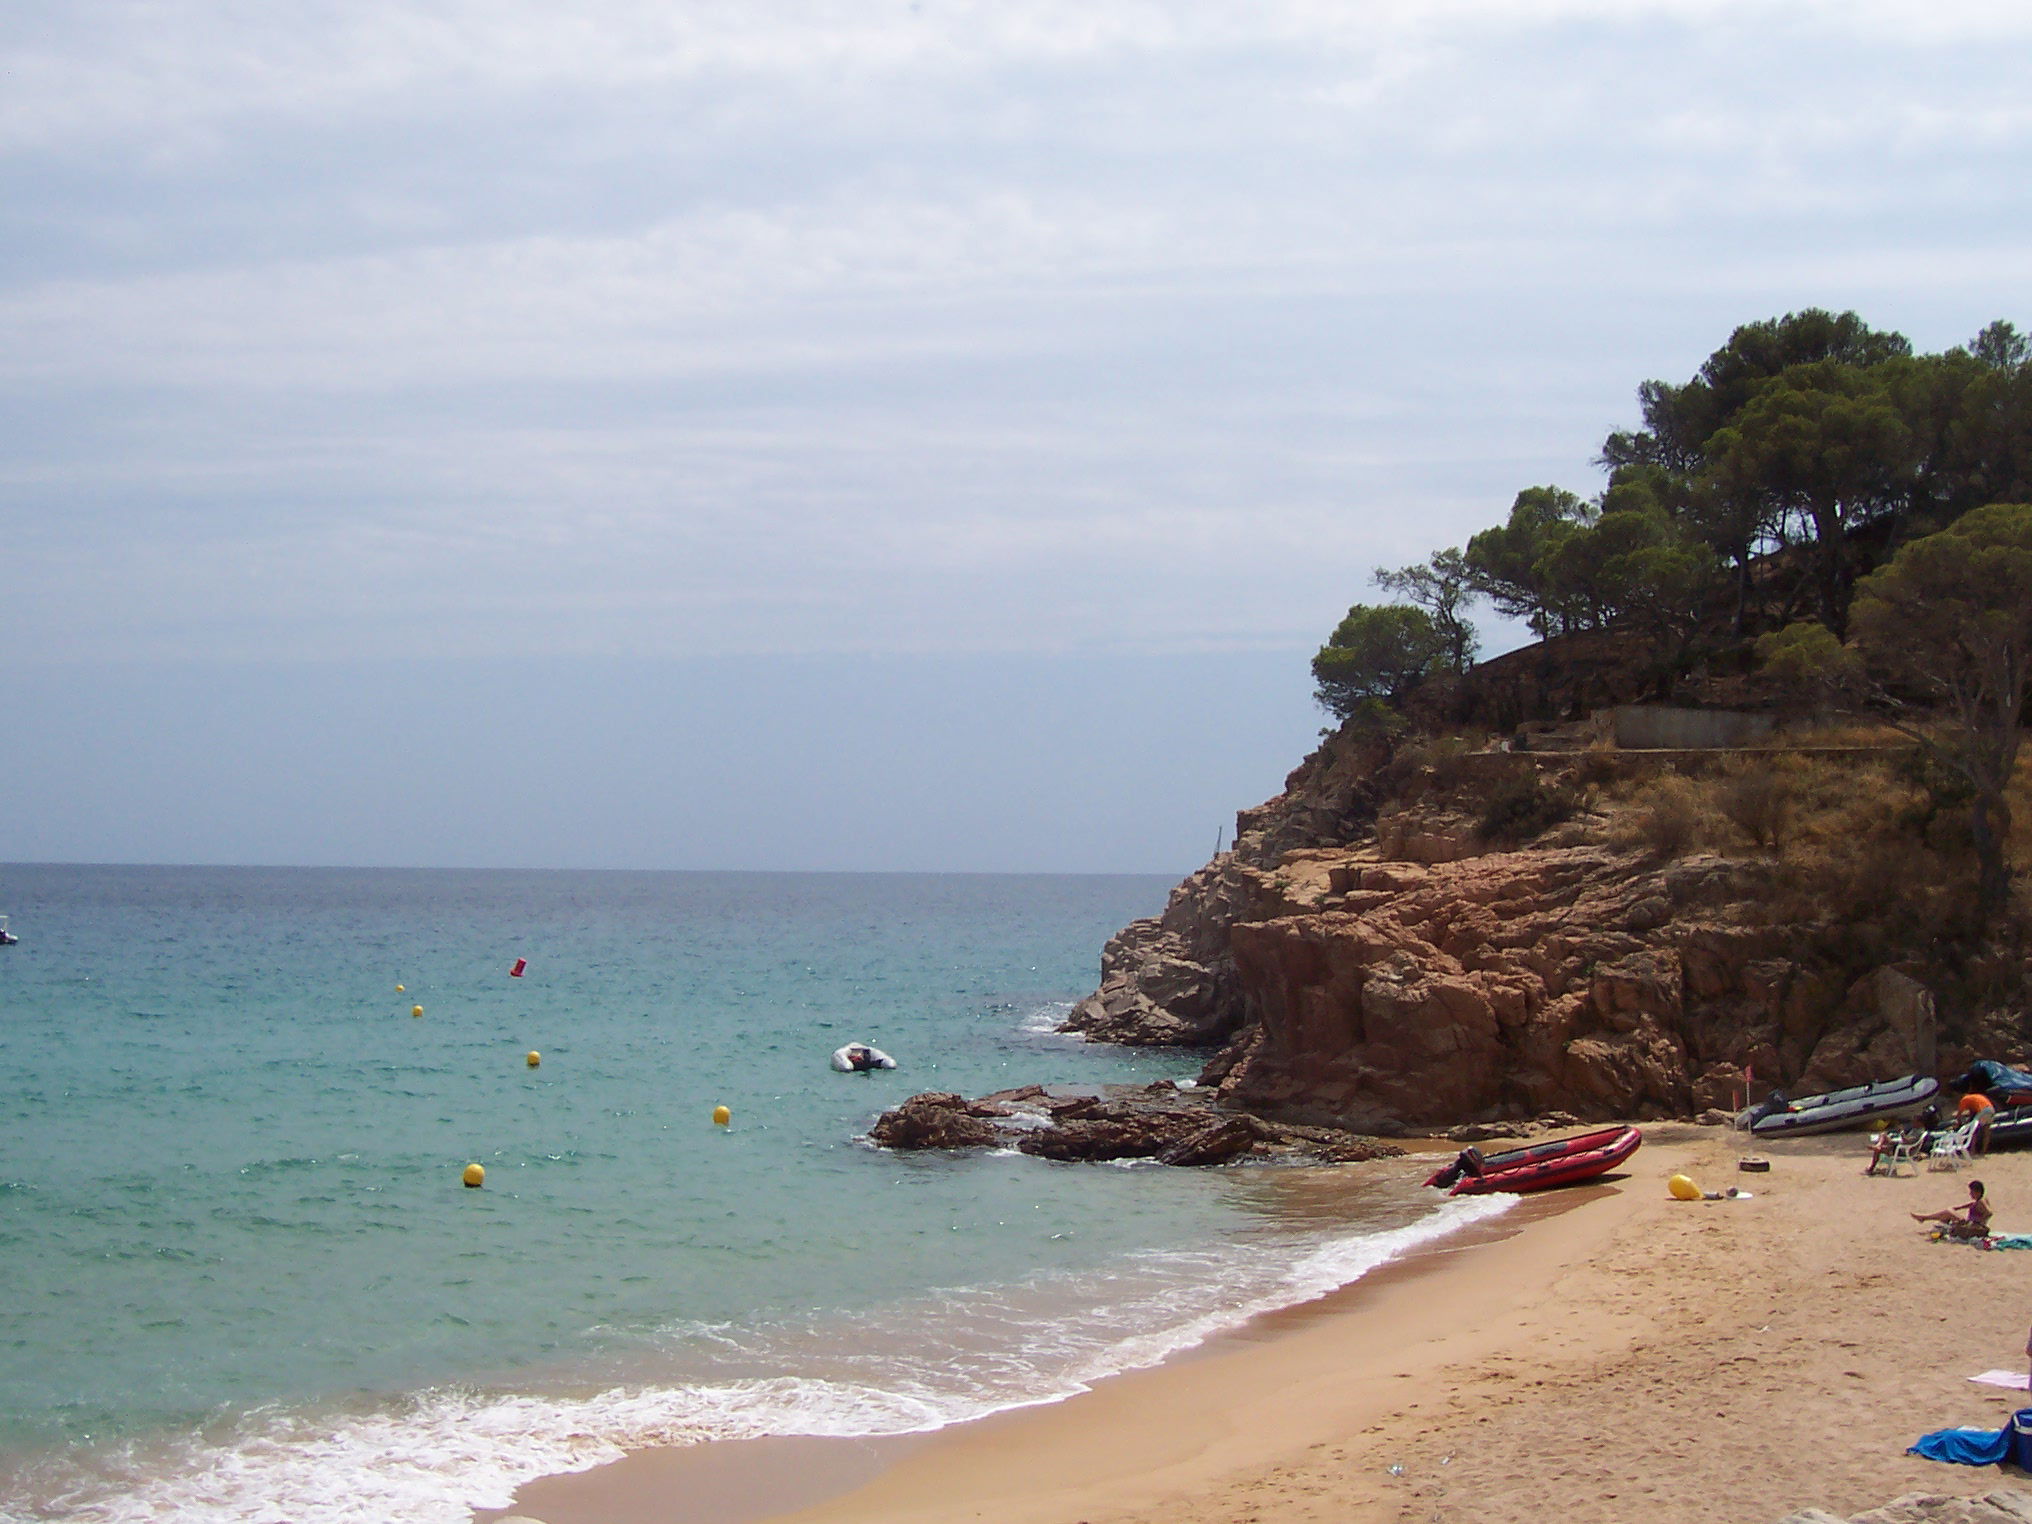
<box><xmin>868</xmin><ymin>1087</ymin><xmax>1401</xmax><ymax>1167</ymax></box>
<box><xmin>866</xmin><ymin>1093</ymin><xmax>1001</xmax><ymax>1150</ymax></box>
<box><xmin>1155</xmin><ymin>1115</ymin><xmax>1262</xmax><ymax>1167</ymax></box>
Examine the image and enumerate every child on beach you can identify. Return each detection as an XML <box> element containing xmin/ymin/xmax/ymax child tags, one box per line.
<box><xmin>1913</xmin><ymin>1179</ymin><xmax>1992</xmax><ymax>1240</ymax></box>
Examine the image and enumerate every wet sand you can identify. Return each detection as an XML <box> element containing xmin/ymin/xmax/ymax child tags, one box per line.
<box><xmin>481</xmin><ymin>1127</ymin><xmax>2032</xmax><ymax>1523</ymax></box>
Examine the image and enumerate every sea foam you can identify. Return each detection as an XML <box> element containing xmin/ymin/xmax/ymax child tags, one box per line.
<box><xmin>27</xmin><ymin>1190</ymin><xmax>1512</xmax><ymax>1524</ymax></box>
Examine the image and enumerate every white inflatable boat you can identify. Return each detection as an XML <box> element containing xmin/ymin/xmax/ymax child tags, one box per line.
<box><xmin>831</xmin><ymin>1043</ymin><xmax>897</xmax><ymax>1073</ymax></box>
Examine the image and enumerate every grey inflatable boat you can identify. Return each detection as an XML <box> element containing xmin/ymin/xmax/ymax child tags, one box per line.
<box><xmin>1740</xmin><ymin>1074</ymin><xmax>1941</xmax><ymax>1138</ymax></box>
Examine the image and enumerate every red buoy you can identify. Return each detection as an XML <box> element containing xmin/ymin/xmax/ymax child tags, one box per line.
<box><xmin>509</xmin><ymin>958</ymin><xmax>527</xmax><ymax>978</ymax></box>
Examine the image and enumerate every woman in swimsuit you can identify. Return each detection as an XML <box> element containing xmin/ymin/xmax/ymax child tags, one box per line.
<box><xmin>1913</xmin><ymin>1179</ymin><xmax>1992</xmax><ymax>1239</ymax></box>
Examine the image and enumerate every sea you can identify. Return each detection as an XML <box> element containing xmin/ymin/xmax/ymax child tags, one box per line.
<box><xmin>0</xmin><ymin>864</ymin><xmax>1510</xmax><ymax>1523</ymax></box>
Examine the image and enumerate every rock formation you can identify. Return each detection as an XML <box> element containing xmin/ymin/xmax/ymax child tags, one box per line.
<box><xmin>1063</xmin><ymin>728</ymin><xmax>1393</xmax><ymax>1050</ymax></box>
<box><xmin>1062</xmin><ymin>724</ymin><xmax>1993</xmax><ymax>1133</ymax></box>
<box><xmin>866</xmin><ymin>1082</ymin><xmax>1402</xmax><ymax>1167</ymax></box>
<box><xmin>1211</xmin><ymin>842</ymin><xmax>1834</xmax><ymax>1130</ymax></box>
<box><xmin>867</xmin><ymin>1092</ymin><xmax>1009</xmax><ymax>1150</ymax></box>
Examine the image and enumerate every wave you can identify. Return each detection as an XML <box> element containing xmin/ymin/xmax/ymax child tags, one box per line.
<box><xmin>10</xmin><ymin>1189</ymin><xmax>1513</xmax><ymax>1524</ymax></box>
<box><xmin>1017</xmin><ymin>999</ymin><xmax>1075</xmax><ymax>1037</ymax></box>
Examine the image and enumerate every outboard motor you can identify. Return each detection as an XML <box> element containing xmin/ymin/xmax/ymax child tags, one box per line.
<box><xmin>1422</xmin><ymin>1146</ymin><xmax>1485</xmax><ymax>1191</ymax></box>
<box><xmin>1739</xmin><ymin>1090</ymin><xmax>1788</xmax><ymax>1130</ymax></box>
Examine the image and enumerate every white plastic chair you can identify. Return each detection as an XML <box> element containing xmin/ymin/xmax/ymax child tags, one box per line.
<box><xmin>1886</xmin><ymin>1129</ymin><xmax>1924</xmax><ymax>1177</ymax></box>
<box><xmin>1928</xmin><ymin>1116</ymin><xmax>1980</xmax><ymax>1171</ymax></box>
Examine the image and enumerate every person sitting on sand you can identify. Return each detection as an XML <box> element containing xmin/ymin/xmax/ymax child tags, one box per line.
<box><xmin>1913</xmin><ymin>1179</ymin><xmax>1993</xmax><ymax>1239</ymax></box>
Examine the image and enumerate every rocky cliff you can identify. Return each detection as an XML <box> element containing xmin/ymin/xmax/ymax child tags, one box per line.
<box><xmin>1065</xmin><ymin>725</ymin><xmax>2017</xmax><ymax>1132</ymax></box>
<box><xmin>1063</xmin><ymin>727</ymin><xmax>1394</xmax><ymax>1048</ymax></box>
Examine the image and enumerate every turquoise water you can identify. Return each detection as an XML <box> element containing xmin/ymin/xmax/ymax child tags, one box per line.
<box><xmin>0</xmin><ymin>866</ymin><xmax>1506</xmax><ymax>1523</ymax></box>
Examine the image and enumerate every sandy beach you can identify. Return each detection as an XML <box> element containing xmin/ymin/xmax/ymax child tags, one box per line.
<box><xmin>485</xmin><ymin>1125</ymin><xmax>2032</xmax><ymax>1524</ymax></box>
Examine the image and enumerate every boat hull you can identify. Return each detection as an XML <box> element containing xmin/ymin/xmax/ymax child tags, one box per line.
<box><xmin>1743</xmin><ymin>1074</ymin><xmax>1940</xmax><ymax>1138</ymax></box>
<box><xmin>1426</xmin><ymin>1125</ymin><xmax>1643</xmax><ymax>1196</ymax></box>
<box><xmin>1980</xmin><ymin>1104</ymin><xmax>2032</xmax><ymax>1150</ymax></box>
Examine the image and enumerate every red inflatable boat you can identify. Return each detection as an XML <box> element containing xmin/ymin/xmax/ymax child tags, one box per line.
<box><xmin>1424</xmin><ymin>1125</ymin><xmax>1643</xmax><ymax>1196</ymax></box>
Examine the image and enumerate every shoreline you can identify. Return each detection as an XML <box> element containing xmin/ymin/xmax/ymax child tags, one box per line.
<box><xmin>476</xmin><ymin>1136</ymin><xmax>1667</xmax><ymax>1524</ymax></box>
<box><xmin>483</xmin><ymin>1129</ymin><xmax>2032</xmax><ymax>1524</ymax></box>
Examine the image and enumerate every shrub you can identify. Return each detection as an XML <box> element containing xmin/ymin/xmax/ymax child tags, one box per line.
<box><xmin>1624</xmin><ymin>775</ymin><xmax>1706</xmax><ymax>858</ymax></box>
<box><xmin>1476</xmin><ymin>772</ymin><xmax>1580</xmax><ymax>846</ymax></box>
<box><xmin>1574</xmin><ymin>747</ymin><xmax>1626</xmax><ymax>790</ymax></box>
<box><xmin>1376</xmin><ymin>732</ymin><xmax>1499</xmax><ymax>811</ymax></box>
<box><xmin>1719</xmin><ymin>763</ymin><xmax>1791</xmax><ymax>850</ymax></box>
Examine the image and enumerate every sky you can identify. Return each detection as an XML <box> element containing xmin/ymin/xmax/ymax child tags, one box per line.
<box><xmin>2</xmin><ymin>0</ymin><xmax>2028</xmax><ymax>872</ymax></box>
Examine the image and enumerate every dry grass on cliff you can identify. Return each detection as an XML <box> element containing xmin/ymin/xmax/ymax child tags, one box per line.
<box><xmin>1586</xmin><ymin>751</ymin><xmax>1908</xmax><ymax>859</ymax></box>
<box><xmin>1595</xmin><ymin>751</ymin><xmax>1907</xmax><ymax>861</ymax></box>
<box><xmin>1377</xmin><ymin>732</ymin><xmax>1495</xmax><ymax>800</ymax></box>
<box><xmin>1374</xmin><ymin>730</ymin><xmax>2029</xmax><ymax>933</ymax></box>
<box><xmin>1588</xmin><ymin>750</ymin><xmax>2032</xmax><ymax>960</ymax></box>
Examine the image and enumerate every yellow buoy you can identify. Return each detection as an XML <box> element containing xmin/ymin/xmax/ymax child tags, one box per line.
<box><xmin>526</xmin><ymin>1051</ymin><xmax>541</xmax><ymax>1068</ymax></box>
<box><xmin>1668</xmin><ymin>1173</ymin><xmax>1702</xmax><ymax>1201</ymax></box>
<box><xmin>396</xmin><ymin>984</ymin><xmax>405</xmax><ymax>993</ymax></box>
<box><xmin>712</xmin><ymin>1104</ymin><xmax>731</xmax><ymax>1127</ymax></box>
<box><xmin>412</xmin><ymin>1005</ymin><xmax>424</xmax><ymax>1018</ymax></box>
<box><xmin>462</xmin><ymin>1162</ymin><xmax>485</xmax><ymax>1188</ymax></box>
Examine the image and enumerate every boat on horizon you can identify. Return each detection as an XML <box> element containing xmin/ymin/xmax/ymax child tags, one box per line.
<box><xmin>1424</xmin><ymin>1124</ymin><xmax>1643</xmax><ymax>1195</ymax></box>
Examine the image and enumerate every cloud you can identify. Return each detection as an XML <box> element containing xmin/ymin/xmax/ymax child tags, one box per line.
<box><xmin>1</xmin><ymin>0</ymin><xmax>2027</xmax><ymax>668</ymax></box>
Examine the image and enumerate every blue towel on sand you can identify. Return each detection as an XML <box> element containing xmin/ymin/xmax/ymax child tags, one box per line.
<box><xmin>1910</xmin><ymin>1425</ymin><xmax>2011</xmax><ymax>1465</ymax></box>
<box><xmin>1910</xmin><ymin>1408</ymin><xmax>2032</xmax><ymax>1467</ymax></box>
